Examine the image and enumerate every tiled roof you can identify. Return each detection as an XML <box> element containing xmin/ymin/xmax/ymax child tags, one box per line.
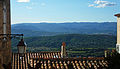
<box><xmin>12</xmin><ymin>52</ymin><xmax>108</xmax><ymax>69</ymax></box>
<box><xmin>115</xmin><ymin>14</ymin><xmax>120</xmax><ymax>17</ymax></box>
<box><xmin>29</xmin><ymin>58</ymin><xmax>108</xmax><ymax>69</ymax></box>
<box><xmin>29</xmin><ymin>52</ymin><xmax>61</xmax><ymax>59</ymax></box>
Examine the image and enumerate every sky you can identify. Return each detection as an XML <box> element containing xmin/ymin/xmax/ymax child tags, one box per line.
<box><xmin>11</xmin><ymin>0</ymin><xmax>120</xmax><ymax>24</ymax></box>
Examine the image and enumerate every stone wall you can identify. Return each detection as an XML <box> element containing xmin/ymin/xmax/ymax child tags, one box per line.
<box><xmin>0</xmin><ymin>0</ymin><xmax>11</xmax><ymax>69</ymax></box>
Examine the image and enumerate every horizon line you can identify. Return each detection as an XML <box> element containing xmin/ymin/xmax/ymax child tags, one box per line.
<box><xmin>11</xmin><ymin>21</ymin><xmax>117</xmax><ymax>25</ymax></box>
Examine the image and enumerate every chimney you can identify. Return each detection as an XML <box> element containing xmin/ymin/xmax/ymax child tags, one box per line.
<box><xmin>61</xmin><ymin>42</ymin><xmax>66</xmax><ymax>58</ymax></box>
<box><xmin>115</xmin><ymin>13</ymin><xmax>120</xmax><ymax>53</ymax></box>
<box><xmin>104</xmin><ymin>50</ymin><xmax>110</xmax><ymax>58</ymax></box>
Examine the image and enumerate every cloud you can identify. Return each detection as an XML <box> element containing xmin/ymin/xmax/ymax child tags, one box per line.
<box><xmin>88</xmin><ymin>4</ymin><xmax>94</xmax><ymax>7</ymax></box>
<box><xmin>25</xmin><ymin>3</ymin><xmax>36</xmax><ymax>9</ymax></box>
<box><xmin>17</xmin><ymin>0</ymin><xmax>30</xmax><ymax>2</ymax></box>
<box><xmin>26</xmin><ymin>6</ymin><xmax>32</xmax><ymax>9</ymax></box>
<box><xmin>88</xmin><ymin>0</ymin><xmax>116</xmax><ymax>8</ymax></box>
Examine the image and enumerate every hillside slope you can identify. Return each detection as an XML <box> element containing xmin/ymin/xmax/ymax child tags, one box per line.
<box><xmin>12</xmin><ymin>34</ymin><xmax>116</xmax><ymax>48</ymax></box>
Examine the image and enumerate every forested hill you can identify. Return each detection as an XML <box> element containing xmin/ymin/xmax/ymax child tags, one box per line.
<box><xmin>12</xmin><ymin>22</ymin><xmax>117</xmax><ymax>37</ymax></box>
<box><xmin>12</xmin><ymin>34</ymin><xmax>116</xmax><ymax>48</ymax></box>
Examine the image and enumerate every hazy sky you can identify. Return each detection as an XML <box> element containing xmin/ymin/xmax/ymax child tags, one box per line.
<box><xmin>11</xmin><ymin>0</ymin><xmax>120</xmax><ymax>24</ymax></box>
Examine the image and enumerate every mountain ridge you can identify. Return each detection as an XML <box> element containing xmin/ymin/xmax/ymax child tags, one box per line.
<box><xmin>12</xmin><ymin>22</ymin><xmax>117</xmax><ymax>37</ymax></box>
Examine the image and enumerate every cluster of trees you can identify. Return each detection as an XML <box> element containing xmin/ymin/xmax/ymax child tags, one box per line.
<box><xmin>12</xmin><ymin>34</ymin><xmax>116</xmax><ymax>57</ymax></box>
<box><xmin>12</xmin><ymin>34</ymin><xmax>116</xmax><ymax>48</ymax></box>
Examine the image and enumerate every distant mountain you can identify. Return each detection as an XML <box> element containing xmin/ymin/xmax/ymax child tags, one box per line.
<box><xmin>12</xmin><ymin>22</ymin><xmax>117</xmax><ymax>37</ymax></box>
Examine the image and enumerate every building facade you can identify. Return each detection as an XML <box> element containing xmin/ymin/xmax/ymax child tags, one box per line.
<box><xmin>0</xmin><ymin>0</ymin><xmax>11</xmax><ymax>69</ymax></box>
<box><xmin>115</xmin><ymin>14</ymin><xmax>120</xmax><ymax>53</ymax></box>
